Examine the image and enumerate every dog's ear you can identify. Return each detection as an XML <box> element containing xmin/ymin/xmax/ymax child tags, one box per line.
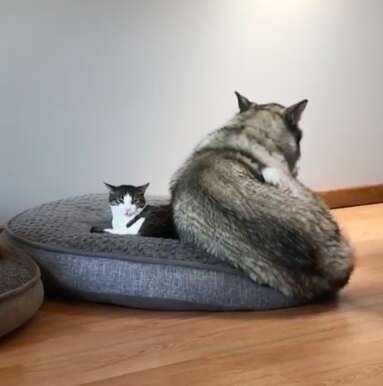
<box><xmin>285</xmin><ymin>100</ymin><xmax>308</xmax><ymax>125</ymax></box>
<box><xmin>104</xmin><ymin>182</ymin><xmax>116</xmax><ymax>191</ymax></box>
<box><xmin>234</xmin><ymin>91</ymin><xmax>252</xmax><ymax>112</ymax></box>
<box><xmin>137</xmin><ymin>183</ymin><xmax>150</xmax><ymax>194</ymax></box>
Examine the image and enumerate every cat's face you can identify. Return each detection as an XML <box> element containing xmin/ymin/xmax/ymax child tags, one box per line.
<box><xmin>104</xmin><ymin>182</ymin><xmax>149</xmax><ymax>216</ymax></box>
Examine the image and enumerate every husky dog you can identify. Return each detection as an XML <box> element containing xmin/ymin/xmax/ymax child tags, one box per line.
<box><xmin>170</xmin><ymin>92</ymin><xmax>354</xmax><ymax>300</ymax></box>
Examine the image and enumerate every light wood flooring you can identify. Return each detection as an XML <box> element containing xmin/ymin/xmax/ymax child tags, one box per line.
<box><xmin>1</xmin><ymin>204</ymin><xmax>383</xmax><ymax>386</ymax></box>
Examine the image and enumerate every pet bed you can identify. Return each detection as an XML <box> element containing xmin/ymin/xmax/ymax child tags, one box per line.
<box><xmin>0</xmin><ymin>239</ymin><xmax>44</xmax><ymax>337</ymax></box>
<box><xmin>2</xmin><ymin>195</ymin><xmax>307</xmax><ymax>310</ymax></box>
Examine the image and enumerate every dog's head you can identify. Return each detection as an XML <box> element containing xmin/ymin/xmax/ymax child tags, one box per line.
<box><xmin>233</xmin><ymin>91</ymin><xmax>308</xmax><ymax>175</ymax></box>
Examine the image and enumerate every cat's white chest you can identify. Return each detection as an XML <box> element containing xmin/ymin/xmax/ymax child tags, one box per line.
<box><xmin>111</xmin><ymin>205</ymin><xmax>129</xmax><ymax>229</ymax></box>
<box><xmin>109</xmin><ymin>205</ymin><xmax>144</xmax><ymax>235</ymax></box>
<box><xmin>126</xmin><ymin>217</ymin><xmax>145</xmax><ymax>234</ymax></box>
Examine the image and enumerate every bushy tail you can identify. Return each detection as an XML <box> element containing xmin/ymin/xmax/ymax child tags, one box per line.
<box><xmin>173</xmin><ymin>182</ymin><xmax>354</xmax><ymax>300</ymax></box>
<box><xmin>317</xmin><ymin>236</ymin><xmax>355</xmax><ymax>291</ymax></box>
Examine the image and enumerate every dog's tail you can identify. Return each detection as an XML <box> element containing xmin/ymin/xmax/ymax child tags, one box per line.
<box><xmin>173</xmin><ymin>174</ymin><xmax>354</xmax><ymax>300</ymax></box>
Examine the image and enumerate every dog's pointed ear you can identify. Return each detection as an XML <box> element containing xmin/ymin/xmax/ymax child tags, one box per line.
<box><xmin>104</xmin><ymin>182</ymin><xmax>116</xmax><ymax>191</ymax></box>
<box><xmin>285</xmin><ymin>99</ymin><xmax>308</xmax><ymax>125</ymax></box>
<box><xmin>137</xmin><ymin>182</ymin><xmax>150</xmax><ymax>194</ymax></box>
<box><xmin>234</xmin><ymin>91</ymin><xmax>252</xmax><ymax>112</ymax></box>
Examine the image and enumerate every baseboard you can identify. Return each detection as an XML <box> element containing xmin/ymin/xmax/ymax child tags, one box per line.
<box><xmin>319</xmin><ymin>184</ymin><xmax>383</xmax><ymax>209</ymax></box>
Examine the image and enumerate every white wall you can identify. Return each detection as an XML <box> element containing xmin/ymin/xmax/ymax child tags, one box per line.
<box><xmin>1</xmin><ymin>0</ymin><xmax>382</xmax><ymax>222</ymax></box>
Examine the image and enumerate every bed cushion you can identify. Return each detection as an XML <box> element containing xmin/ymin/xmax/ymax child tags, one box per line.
<box><xmin>2</xmin><ymin>194</ymin><xmax>306</xmax><ymax>310</ymax></box>
<box><xmin>0</xmin><ymin>240</ymin><xmax>44</xmax><ymax>337</ymax></box>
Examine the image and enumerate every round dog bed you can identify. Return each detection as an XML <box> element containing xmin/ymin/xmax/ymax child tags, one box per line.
<box><xmin>0</xmin><ymin>241</ymin><xmax>44</xmax><ymax>337</ymax></box>
<box><xmin>2</xmin><ymin>194</ymin><xmax>307</xmax><ymax>311</ymax></box>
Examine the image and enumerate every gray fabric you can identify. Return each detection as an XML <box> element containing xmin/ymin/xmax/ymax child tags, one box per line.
<box><xmin>4</xmin><ymin>195</ymin><xmax>307</xmax><ymax>310</ymax></box>
<box><xmin>0</xmin><ymin>280</ymin><xmax>44</xmax><ymax>337</ymax></box>
<box><xmin>0</xmin><ymin>242</ymin><xmax>44</xmax><ymax>337</ymax></box>
<box><xmin>7</xmin><ymin>195</ymin><xmax>228</xmax><ymax>268</ymax></box>
<box><xmin>0</xmin><ymin>247</ymin><xmax>36</xmax><ymax>295</ymax></box>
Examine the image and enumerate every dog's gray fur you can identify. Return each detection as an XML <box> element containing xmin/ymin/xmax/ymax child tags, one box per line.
<box><xmin>170</xmin><ymin>92</ymin><xmax>354</xmax><ymax>300</ymax></box>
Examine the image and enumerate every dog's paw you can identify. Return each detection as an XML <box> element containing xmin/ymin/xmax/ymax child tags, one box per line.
<box><xmin>262</xmin><ymin>167</ymin><xmax>281</xmax><ymax>186</ymax></box>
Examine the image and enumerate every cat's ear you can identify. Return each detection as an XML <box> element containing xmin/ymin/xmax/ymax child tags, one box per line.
<box><xmin>137</xmin><ymin>183</ymin><xmax>150</xmax><ymax>194</ymax></box>
<box><xmin>104</xmin><ymin>182</ymin><xmax>116</xmax><ymax>192</ymax></box>
<box><xmin>285</xmin><ymin>99</ymin><xmax>308</xmax><ymax>125</ymax></box>
<box><xmin>234</xmin><ymin>91</ymin><xmax>252</xmax><ymax>112</ymax></box>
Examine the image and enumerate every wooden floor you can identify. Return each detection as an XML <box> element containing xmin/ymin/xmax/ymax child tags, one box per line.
<box><xmin>1</xmin><ymin>204</ymin><xmax>383</xmax><ymax>386</ymax></box>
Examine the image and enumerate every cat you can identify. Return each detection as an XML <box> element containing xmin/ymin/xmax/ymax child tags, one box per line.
<box><xmin>91</xmin><ymin>182</ymin><xmax>176</xmax><ymax>238</ymax></box>
<box><xmin>170</xmin><ymin>91</ymin><xmax>354</xmax><ymax>300</ymax></box>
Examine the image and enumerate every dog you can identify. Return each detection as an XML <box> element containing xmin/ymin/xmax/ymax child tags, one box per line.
<box><xmin>170</xmin><ymin>92</ymin><xmax>354</xmax><ymax>299</ymax></box>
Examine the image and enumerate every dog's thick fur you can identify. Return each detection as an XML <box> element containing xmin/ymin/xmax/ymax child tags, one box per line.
<box><xmin>170</xmin><ymin>93</ymin><xmax>354</xmax><ymax>300</ymax></box>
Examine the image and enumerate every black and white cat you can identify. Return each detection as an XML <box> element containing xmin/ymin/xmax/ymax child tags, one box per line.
<box><xmin>91</xmin><ymin>182</ymin><xmax>177</xmax><ymax>238</ymax></box>
<box><xmin>90</xmin><ymin>182</ymin><xmax>149</xmax><ymax>235</ymax></box>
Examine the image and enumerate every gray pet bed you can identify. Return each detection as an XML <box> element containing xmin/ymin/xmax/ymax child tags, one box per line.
<box><xmin>2</xmin><ymin>194</ymin><xmax>306</xmax><ymax>311</ymax></box>
<box><xmin>0</xmin><ymin>240</ymin><xmax>44</xmax><ymax>337</ymax></box>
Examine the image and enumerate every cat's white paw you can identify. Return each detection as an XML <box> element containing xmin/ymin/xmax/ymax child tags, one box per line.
<box><xmin>106</xmin><ymin>228</ymin><xmax>129</xmax><ymax>235</ymax></box>
<box><xmin>126</xmin><ymin>218</ymin><xmax>145</xmax><ymax>234</ymax></box>
<box><xmin>262</xmin><ymin>167</ymin><xmax>281</xmax><ymax>186</ymax></box>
